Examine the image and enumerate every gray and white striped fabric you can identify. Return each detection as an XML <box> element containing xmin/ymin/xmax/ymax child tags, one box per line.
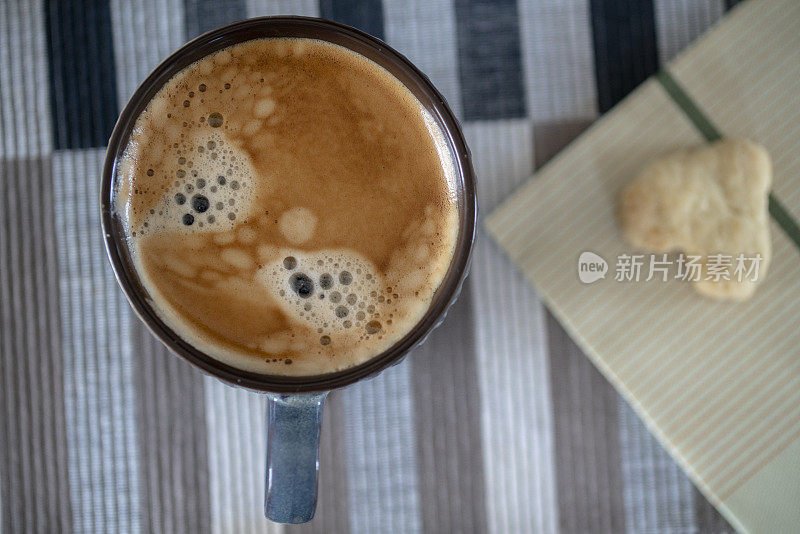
<box><xmin>0</xmin><ymin>0</ymin><xmax>741</xmax><ymax>532</ymax></box>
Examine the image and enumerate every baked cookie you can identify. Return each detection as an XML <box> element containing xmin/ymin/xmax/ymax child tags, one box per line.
<box><xmin>618</xmin><ymin>139</ymin><xmax>771</xmax><ymax>301</ymax></box>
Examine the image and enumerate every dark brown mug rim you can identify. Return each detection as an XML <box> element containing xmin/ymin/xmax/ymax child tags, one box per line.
<box><xmin>101</xmin><ymin>16</ymin><xmax>477</xmax><ymax>393</ymax></box>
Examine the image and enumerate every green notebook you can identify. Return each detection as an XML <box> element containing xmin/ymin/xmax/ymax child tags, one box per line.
<box><xmin>487</xmin><ymin>1</ymin><xmax>800</xmax><ymax>532</ymax></box>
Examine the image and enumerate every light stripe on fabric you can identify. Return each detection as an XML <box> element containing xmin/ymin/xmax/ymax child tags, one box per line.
<box><xmin>53</xmin><ymin>149</ymin><xmax>142</xmax><ymax>534</ymax></box>
<box><xmin>110</xmin><ymin>0</ymin><xmax>186</xmax><ymax>105</ymax></box>
<box><xmin>518</xmin><ymin>0</ymin><xmax>597</xmax><ymax>122</ymax></box>
<box><xmin>340</xmin><ymin>361</ymin><xmax>423</xmax><ymax>534</ymax></box>
<box><xmin>464</xmin><ymin>120</ymin><xmax>558</xmax><ymax>534</ymax></box>
<box><xmin>0</xmin><ymin>1</ymin><xmax>52</xmax><ymax>158</ymax></box>
<box><xmin>463</xmin><ymin>119</ymin><xmax>533</xmax><ymax>211</ymax></box>
<box><xmin>246</xmin><ymin>0</ymin><xmax>320</xmax><ymax>17</ymax></box>
<box><xmin>384</xmin><ymin>0</ymin><xmax>462</xmax><ymax>118</ymax></box>
<box><xmin>203</xmin><ymin>379</ymin><xmax>284</xmax><ymax>534</ymax></box>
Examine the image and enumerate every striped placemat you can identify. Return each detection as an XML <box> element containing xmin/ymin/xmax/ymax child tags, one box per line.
<box><xmin>0</xmin><ymin>0</ymin><xmax>755</xmax><ymax>532</ymax></box>
<box><xmin>487</xmin><ymin>0</ymin><xmax>800</xmax><ymax>532</ymax></box>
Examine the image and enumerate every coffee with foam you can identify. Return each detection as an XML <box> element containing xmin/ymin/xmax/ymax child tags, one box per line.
<box><xmin>115</xmin><ymin>38</ymin><xmax>459</xmax><ymax>375</ymax></box>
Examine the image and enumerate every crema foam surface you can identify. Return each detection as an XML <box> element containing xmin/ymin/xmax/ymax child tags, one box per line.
<box><xmin>116</xmin><ymin>38</ymin><xmax>459</xmax><ymax>375</ymax></box>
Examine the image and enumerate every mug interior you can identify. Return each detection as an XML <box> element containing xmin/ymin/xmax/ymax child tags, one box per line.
<box><xmin>101</xmin><ymin>16</ymin><xmax>477</xmax><ymax>393</ymax></box>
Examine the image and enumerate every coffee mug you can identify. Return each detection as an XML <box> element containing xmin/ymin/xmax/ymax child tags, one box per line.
<box><xmin>102</xmin><ymin>17</ymin><xmax>476</xmax><ymax>524</ymax></box>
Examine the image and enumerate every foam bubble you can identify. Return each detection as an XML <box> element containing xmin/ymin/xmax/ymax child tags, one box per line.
<box><xmin>207</xmin><ymin>112</ymin><xmax>224</xmax><ymax>128</ymax></box>
<box><xmin>133</xmin><ymin>131</ymin><xmax>260</xmax><ymax>236</ymax></box>
<box><xmin>257</xmin><ymin>249</ymin><xmax>386</xmax><ymax>342</ymax></box>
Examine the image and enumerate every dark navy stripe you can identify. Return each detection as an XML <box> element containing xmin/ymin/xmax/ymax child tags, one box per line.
<box><xmin>454</xmin><ymin>0</ymin><xmax>526</xmax><ymax>121</ymax></box>
<box><xmin>184</xmin><ymin>0</ymin><xmax>247</xmax><ymax>38</ymax></box>
<box><xmin>45</xmin><ymin>0</ymin><xmax>119</xmax><ymax>150</ymax></box>
<box><xmin>725</xmin><ymin>0</ymin><xmax>744</xmax><ymax>10</ymax></box>
<box><xmin>589</xmin><ymin>0</ymin><xmax>659</xmax><ymax>112</ymax></box>
<box><xmin>319</xmin><ymin>0</ymin><xmax>385</xmax><ymax>41</ymax></box>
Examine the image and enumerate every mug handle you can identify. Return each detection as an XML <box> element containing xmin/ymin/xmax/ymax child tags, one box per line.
<box><xmin>264</xmin><ymin>391</ymin><xmax>328</xmax><ymax>523</ymax></box>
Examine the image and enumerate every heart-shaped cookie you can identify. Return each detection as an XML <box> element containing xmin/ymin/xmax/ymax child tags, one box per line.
<box><xmin>618</xmin><ymin>139</ymin><xmax>772</xmax><ymax>301</ymax></box>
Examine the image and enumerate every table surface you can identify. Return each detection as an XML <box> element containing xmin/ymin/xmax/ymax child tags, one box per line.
<box><xmin>0</xmin><ymin>1</ymin><xmax>742</xmax><ymax>532</ymax></box>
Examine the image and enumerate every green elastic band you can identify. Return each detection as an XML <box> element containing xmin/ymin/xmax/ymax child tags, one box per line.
<box><xmin>656</xmin><ymin>70</ymin><xmax>800</xmax><ymax>252</ymax></box>
<box><xmin>656</xmin><ymin>71</ymin><xmax>723</xmax><ymax>142</ymax></box>
<box><xmin>769</xmin><ymin>196</ymin><xmax>800</xmax><ymax>250</ymax></box>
